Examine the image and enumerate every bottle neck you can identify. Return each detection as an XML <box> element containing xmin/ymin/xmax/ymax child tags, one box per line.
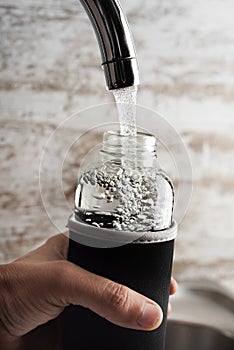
<box><xmin>101</xmin><ymin>131</ymin><xmax>158</xmax><ymax>168</ymax></box>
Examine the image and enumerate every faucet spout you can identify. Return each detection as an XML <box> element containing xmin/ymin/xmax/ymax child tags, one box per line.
<box><xmin>80</xmin><ymin>0</ymin><xmax>140</xmax><ymax>90</ymax></box>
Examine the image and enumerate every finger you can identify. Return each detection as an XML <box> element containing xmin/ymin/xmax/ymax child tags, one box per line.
<box><xmin>52</xmin><ymin>261</ymin><xmax>163</xmax><ymax>331</ymax></box>
<box><xmin>14</xmin><ymin>233</ymin><xmax>69</xmax><ymax>263</ymax></box>
<box><xmin>167</xmin><ymin>301</ymin><xmax>172</xmax><ymax>316</ymax></box>
<box><xmin>42</xmin><ymin>233</ymin><xmax>69</xmax><ymax>260</ymax></box>
<box><xmin>170</xmin><ymin>277</ymin><xmax>178</xmax><ymax>295</ymax></box>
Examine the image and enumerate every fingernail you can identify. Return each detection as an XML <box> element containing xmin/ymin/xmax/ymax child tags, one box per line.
<box><xmin>137</xmin><ymin>302</ymin><xmax>163</xmax><ymax>329</ymax></box>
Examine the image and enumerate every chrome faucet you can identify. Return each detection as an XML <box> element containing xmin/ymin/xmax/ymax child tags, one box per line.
<box><xmin>80</xmin><ymin>0</ymin><xmax>140</xmax><ymax>90</ymax></box>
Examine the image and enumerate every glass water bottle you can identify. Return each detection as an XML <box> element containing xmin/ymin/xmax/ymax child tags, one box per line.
<box><xmin>74</xmin><ymin>130</ymin><xmax>174</xmax><ymax>233</ymax></box>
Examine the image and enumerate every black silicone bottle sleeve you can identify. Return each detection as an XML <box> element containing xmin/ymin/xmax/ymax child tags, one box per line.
<box><xmin>62</xmin><ymin>236</ymin><xmax>174</xmax><ymax>350</ymax></box>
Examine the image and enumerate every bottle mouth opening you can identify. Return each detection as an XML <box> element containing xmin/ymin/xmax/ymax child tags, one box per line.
<box><xmin>103</xmin><ymin>130</ymin><xmax>157</xmax><ymax>149</ymax></box>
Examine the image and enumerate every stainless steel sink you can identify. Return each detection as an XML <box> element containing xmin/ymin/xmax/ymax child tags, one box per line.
<box><xmin>165</xmin><ymin>320</ymin><xmax>234</xmax><ymax>350</ymax></box>
<box><xmin>165</xmin><ymin>280</ymin><xmax>234</xmax><ymax>350</ymax></box>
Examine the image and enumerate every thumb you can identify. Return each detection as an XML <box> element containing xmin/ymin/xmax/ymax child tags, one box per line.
<box><xmin>53</xmin><ymin>261</ymin><xmax>163</xmax><ymax>331</ymax></box>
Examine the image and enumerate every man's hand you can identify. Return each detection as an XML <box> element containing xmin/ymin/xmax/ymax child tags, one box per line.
<box><xmin>0</xmin><ymin>234</ymin><xmax>177</xmax><ymax>348</ymax></box>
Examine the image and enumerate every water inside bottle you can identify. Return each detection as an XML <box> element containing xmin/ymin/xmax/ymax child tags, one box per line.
<box><xmin>75</xmin><ymin>160</ymin><xmax>173</xmax><ymax>232</ymax></box>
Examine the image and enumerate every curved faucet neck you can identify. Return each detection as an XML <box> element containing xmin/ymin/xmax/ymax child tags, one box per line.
<box><xmin>80</xmin><ymin>0</ymin><xmax>140</xmax><ymax>90</ymax></box>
